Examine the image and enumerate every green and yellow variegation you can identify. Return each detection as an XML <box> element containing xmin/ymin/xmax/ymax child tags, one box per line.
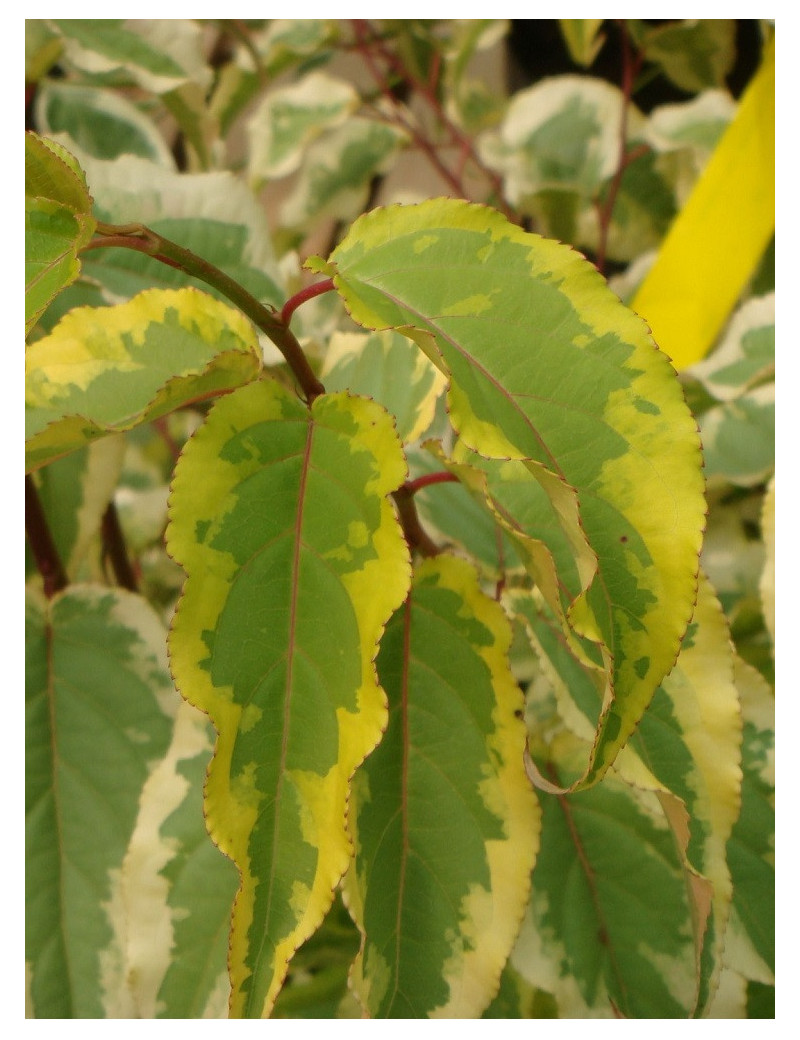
<box><xmin>166</xmin><ymin>378</ymin><xmax>411</xmax><ymax>1017</ymax></box>
<box><xmin>311</xmin><ymin>197</ymin><xmax>706</xmax><ymax>790</ymax></box>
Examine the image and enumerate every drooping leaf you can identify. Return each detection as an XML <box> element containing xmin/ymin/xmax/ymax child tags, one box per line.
<box><xmin>25</xmin><ymin>584</ymin><xmax>175</xmax><ymax>1018</ymax></box>
<box><xmin>345</xmin><ymin>554</ymin><xmax>540</xmax><ymax>1018</ymax></box>
<box><xmin>631</xmin><ymin>35</ymin><xmax>774</xmax><ymax>368</ymax></box>
<box><xmin>313</xmin><ymin>197</ymin><xmax>706</xmax><ymax>790</ymax></box>
<box><xmin>25</xmin><ymin>286</ymin><xmax>262</xmax><ymax>472</ymax></box>
<box><xmin>512</xmin><ymin>733</ymin><xmax>696</xmax><ymax>1018</ymax></box>
<box><xmin>166</xmin><ymin>379</ymin><xmax>410</xmax><ymax>1017</ymax></box>
<box><xmin>408</xmin><ymin>445</ymin><xmax>524</xmax><ymax>578</ymax></box>
<box><xmin>122</xmin><ymin>700</ymin><xmax>238</xmax><ymax>1018</ymax></box>
<box><xmin>321</xmin><ymin>329</ymin><xmax>446</xmax><ymax>444</ymax></box>
<box><xmin>515</xmin><ymin>570</ymin><xmax>743</xmax><ymax>1013</ymax></box>
<box><xmin>271</xmin><ymin>895</ymin><xmax>361</xmax><ymax>1019</ymax></box>
<box><xmin>617</xmin><ymin>573</ymin><xmax>742</xmax><ymax>1015</ymax></box>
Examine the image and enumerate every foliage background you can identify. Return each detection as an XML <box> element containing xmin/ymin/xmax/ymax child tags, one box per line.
<box><xmin>24</xmin><ymin>17</ymin><xmax>775</xmax><ymax>1020</ymax></box>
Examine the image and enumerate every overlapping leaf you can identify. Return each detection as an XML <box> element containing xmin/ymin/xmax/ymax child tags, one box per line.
<box><xmin>512</xmin><ymin>734</ymin><xmax>696</xmax><ymax>1017</ymax></box>
<box><xmin>312</xmin><ymin>197</ymin><xmax>706</xmax><ymax>790</ymax></box>
<box><xmin>26</xmin><ymin>584</ymin><xmax>175</xmax><ymax>1017</ymax></box>
<box><xmin>25</xmin><ymin>287</ymin><xmax>263</xmax><ymax>472</ymax></box>
<box><xmin>166</xmin><ymin>379</ymin><xmax>411</xmax><ymax>1017</ymax></box>
<box><xmin>59</xmin><ymin>146</ymin><xmax>285</xmax><ymax>315</ymax></box>
<box><xmin>515</xmin><ymin>571</ymin><xmax>743</xmax><ymax>1015</ymax></box>
<box><xmin>344</xmin><ymin>555</ymin><xmax>540</xmax><ymax>1017</ymax></box>
<box><xmin>29</xmin><ymin>436</ymin><xmax>125</xmax><ymax>579</ymax></box>
<box><xmin>321</xmin><ymin>329</ymin><xmax>446</xmax><ymax>444</ymax></box>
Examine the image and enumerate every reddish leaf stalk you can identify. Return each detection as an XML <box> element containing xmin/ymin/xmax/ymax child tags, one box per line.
<box><xmin>392</xmin><ymin>486</ymin><xmax>441</xmax><ymax>558</ymax></box>
<box><xmin>280</xmin><ymin>277</ymin><xmax>336</xmax><ymax>326</ymax></box>
<box><xmin>85</xmin><ymin>223</ymin><xmax>326</xmax><ymax>404</ymax></box>
<box><xmin>25</xmin><ymin>475</ymin><xmax>68</xmax><ymax>599</ymax></box>
<box><xmin>402</xmin><ymin>470</ymin><xmax>459</xmax><ymax>495</ymax></box>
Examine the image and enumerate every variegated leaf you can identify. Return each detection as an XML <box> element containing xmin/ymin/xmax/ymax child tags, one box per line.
<box><xmin>122</xmin><ymin>700</ymin><xmax>238</xmax><ymax>1018</ymax></box>
<box><xmin>166</xmin><ymin>379</ymin><xmax>411</xmax><ymax>1017</ymax></box>
<box><xmin>62</xmin><ymin>146</ymin><xmax>285</xmax><ymax>317</ymax></box>
<box><xmin>345</xmin><ymin>554</ymin><xmax>540</xmax><ymax>1017</ymax></box>
<box><xmin>26</xmin><ymin>584</ymin><xmax>175</xmax><ymax>1018</ymax></box>
<box><xmin>515</xmin><ymin>572</ymin><xmax>744</xmax><ymax>1015</ymax></box>
<box><xmin>30</xmin><ymin>435</ymin><xmax>126</xmax><ymax>578</ymax></box>
<box><xmin>26</xmin><ymin>132</ymin><xmax>96</xmax><ymax>337</ymax></box>
<box><xmin>760</xmin><ymin>478</ymin><xmax>775</xmax><ymax>647</ymax></box>
<box><xmin>321</xmin><ymin>330</ymin><xmax>446</xmax><ymax>444</ymax></box>
<box><xmin>51</xmin><ymin>19</ymin><xmax>210</xmax><ymax>97</ymax></box>
<box><xmin>25</xmin><ymin>287</ymin><xmax>263</xmax><ymax>472</ymax></box>
<box><xmin>558</xmin><ymin>19</ymin><xmax>605</xmax><ymax>67</ymax></box>
<box><xmin>247</xmin><ymin>72</ymin><xmax>359</xmax><ymax>184</ymax></box>
<box><xmin>35</xmin><ymin>81</ymin><xmax>176</xmax><ymax>166</ymax></box>
<box><xmin>724</xmin><ymin>657</ymin><xmax>774</xmax><ymax>986</ymax></box>
<box><xmin>479</xmin><ymin>76</ymin><xmax>646</xmax><ymax>205</ymax></box>
<box><xmin>640</xmin><ymin>19</ymin><xmax>736</xmax><ymax>93</ymax></box>
<box><xmin>312</xmin><ymin>197</ymin><xmax>706</xmax><ymax>790</ymax></box>
<box><xmin>280</xmin><ymin>118</ymin><xmax>407</xmax><ymax>229</ymax></box>
<box><xmin>513</xmin><ymin>733</ymin><xmax>696</xmax><ymax>1017</ymax></box>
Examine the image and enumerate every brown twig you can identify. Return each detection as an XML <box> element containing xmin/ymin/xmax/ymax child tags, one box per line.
<box><xmin>85</xmin><ymin>223</ymin><xmax>325</xmax><ymax>404</ymax></box>
<box><xmin>25</xmin><ymin>475</ymin><xmax>68</xmax><ymax>599</ymax></box>
<box><xmin>101</xmin><ymin>501</ymin><xmax>139</xmax><ymax>593</ymax></box>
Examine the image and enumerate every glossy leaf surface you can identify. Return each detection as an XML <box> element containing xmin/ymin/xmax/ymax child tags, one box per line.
<box><xmin>315</xmin><ymin>197</ymin><xmax>706</xmax><ymax>789</ymax></box>
<box><xmin>167</xmin><ymin>379</ymin><xmax>410</xmax><ymax>1016</ymax></box>
<box><xmin>345</xmin><ymin>555</ymin><xmax>540</xmax><ymax>1017</ymax></box>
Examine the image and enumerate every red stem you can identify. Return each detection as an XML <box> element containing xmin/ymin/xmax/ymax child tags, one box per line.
<box><xmin>403</xmin><ymin>471</ymin><xmax>459</xmax><ymax>495</ymax></box>
<box><xmin>280</xmin><ymin>277</ymin><xmax>336</xmax><ymax>326</ymax></box>
<box><xmin>353</xmin><ymin>20</ymin><xmax>517</xmax><ymax>222</ymax></box>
